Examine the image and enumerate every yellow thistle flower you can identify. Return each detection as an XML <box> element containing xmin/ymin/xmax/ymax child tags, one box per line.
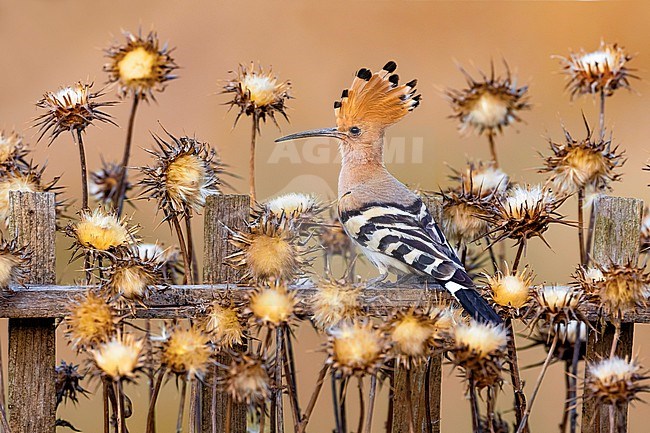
<box><xmin>446</xmin><ymin>62</ymin><xmax>529</xmax><ymax>136</ymax></box>
<box><xmin>449</xmin><ymin>320</ymin><xmax>507</xmax><ymax>389</ymax></box>
<box><xmin>589</xmin><ymin>264</ymin><xmax>650</xmax><ymax>318</ymax></box>
<box><xmin>481</xmin><ymin>184</ymin><xmax>568</xmax><ymax>244</ymax></box>
<box><xmin>586</xmin><ymin>357</ymin><xmax>649</xmax><ymax>406</ymax></box>
<box><xmin>541</xmin><ymin>122</ymin><xmax>624</xmax><ymax>196</ymax></box>
<box><xmin>90</xmin><ymin>160</ymin><xmax>132</xmax><ymax>205</ymax></box>
<box><xmin>225</xmin><ymin>355</ymin><xmax>272</xmax><ymax>406</ymax></box>
<box><xmin>0</xmin><ymin>130</ymin><xmax>27</xmax><ymax>168</ymax></box>
<box><xmin>35</xmin><ymin>82</ymin><xmax>115</xmax><ymax>142</ymax></box>
<box><xmin>67</xmin><ymin>208</ymin><xmax>138</xmax><ymax>256</ymax></box>
<box><xmin>228</xmin><ymin>218</ymin><xmax>308</xmax><ymax>283</ymax></box>
<box><xmin>387</xmin><ymin>309</ymin><xmax>435</xmax><ymax>368</ymax></box>
<box><xmin>0</xmin><ymin>239</ymin><xmax>29</xmax><ymax>289</ymax></box>
<box><xmin>327</xmin><ymin>321</ymin><xmax>388</xmax><ymax>377</ymax></box>
<box><xmin>559</xmin><ymin>42</ymin><xmax>636</xmax><ymax>98</ymax></box>
<box><xmin>202</xmin><ymin>302</ymin><xmax>245</xmax><ymax>350</ymax></box>
<box><xmin>91</xmin><ymin>332</ymin><xmax>144</xmax><ymax>381</ymax></box>
<box><xmin>139</xmin><ymin>131</ymin><xmax>224</xmax><ymax>217</ymax></box>
<box><xmin>159</xmin><ymin>325</ymin><xmax>212</xmax><ymax>380</ymax></box>
<box><xmin>247</xmin><ymin>283</ymin><xmax>297</xmax><ymax>328</ymax></box>
<box><xmin>530</xmin><ymin>285</ymin><xmax>585</xmax><ymax>329</ymax></box>
<box><xmin>310</xmin><ymin>279</ymin><xmax>362</xmax><ymax>331</ymax></box>
<box><xmin>64</xmin><ymin>291</ymin><xmax>118</xmax><ymax>350</ymax></box>
<box><xmin>104</xmin><ymin>30</ymin><xmax>177</xmax><ymax>100</ymax></box>
<box><xmin>222</xmin><ymin>62</ymin><xmax>291</xmax><ymax>128</ymax></box>
<box><xmin>103</xmin><ymin>255</ymin><xmax>161</xmax><ymax>302</ymax></box>
<box><xmin>484</xmin><ymin>265</ymin><xmax>534</xmax><ymax>313</ymax></box>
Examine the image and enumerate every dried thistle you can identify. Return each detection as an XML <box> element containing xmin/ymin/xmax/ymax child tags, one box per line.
<box><xmin>90</xmin><ymin>332</ymin><xmax>145</xmax><ymax>382</ymax></box>
<box><xmin>64</xmin><ymin>291</ymin><xmax>119</xmax><ymax>351</ymax></box>
<box><xmin>132</xmin><ymin>242</ymin><xmax>183</xmax><ymax>283</ymax></box>
<box><xmin>159</xmin><ymin>325</ymin><xmax>212</xmax><ymax>380</ymax></box>
<box><xmin>386</xmin><ymin>309</ymin><xmax>435</xmax><ymax>368</ymax></box>
<box><xmin>66</xmin><ymin>208</ymin><xmax>139</xmax><ymax>261</ymax></box>
<box><xmin>0</xmin><ymin>163</ymin><xmax>62</xmax><ymax>224</ymax></box>
<box><xmin>35</xmin><ymin>82</ymin><xmax>116</xmax><ymax>143</ymax></box>
<box><xmin>224</xmin><ymin>354</ymin><xmax>272</xmax><ymax>406</ymax></box>
<box><xmin>446</xmin><ymin>61</ymin><xmax>529</xmax><ymax>136</ymax></box>
<box><xmin>139</xmin><ymin>131</ymin><xmax>224</xmax><ymax>219</ymax></box>
<box><xmin>222</xmin><ymin>62</ymin><xmax>291</xmax><ymax>129</ymax></box>
<box><xmin>0</xmin><ymin>130</ymin><xmax>28</xmax><ymax>171</ymax></box>
<box><xmin>55</xmin><ymin>360</ymin><xmax>89</xmax><ymax>406</ymax></box>
<box><xmin>480</xmin><ymin>184</ymin><xmax>568</xmax><ymax>246</ymax></box>
<box><xmin>587</xmin><ymin>263</ymin><xmax>650</xmax><ymax>318</ymax></box>
<box><xmin>326</xmin><ymin>320</ymin><xmax>389</xmax><ymax>377</ymax></box>
<box><xmin>310</xmin><ymin>279</ymin><xmax>362</xmax><ymax>331</ymax></box>
<box><xmin>201</xmin><ymin>301</ymin><xmax>245</xmax><ymax>350</ymax></box>
<box><xmin>540</xmin><ymin>120</ymin><xmax>624</xmax><ymax>196</ymax></box>
<box><xmin>255</xmin><ymin>192</ymin><xmax>323</xmax><ymax>232</ymax></box>
<box><xmin>429</xmin><ymin>303</ymin><xmax>466</xmax><ymax>341</ymax></box>
<box><xmin>586</xmin><ymin>356</ymin><xmax>649</xmax><ymax>407</ymax></box>
<box><xmin>228</xmin><ymin>218</ymin><xmax>308</xmax><ymax>283</ymax></box>
<box><xmin>90</xmin><ymin>160</ymin><xmax>132</xmax><ymax>205</ymax></box>
<box><xmin>483</xmin><ymin>265</ymin><xmax>534</xmax><ymax>316</ymax></box>
<box><xmin>448</xmin><ymin>320</ymin><xmax>508</xmax><ymax>389</ymax></box>
<box><xmin>529</xmin><ymin>285</ymin><xmax>586</xmax><ymax>329</ymax></box>
<box><xmin>0</xmin><ymin>239</ymin><xmax>29</xmax><ymax>289</ymax></box>
<box><xmin>246</xmin><ymin>283</ymin><xmax>298</xmax><ymax>329</ymax></box>
<box><xmin>104</xmin><ymin>29</ymin><xmax>177</xmax><ymax>100</ymax></box>
<box><xmin>439</xmin><ymin>187</ymin><xmax>493</xmax><ymax>244</ymax></box>
<box><xmin>479</xmin><ymin>412</ymin><xmax>510</xmax><ymax>433</ymax></box>
<box><xmin>642</xmin><ymin>210</ymin><xmax>650</xmax><ymax>253</ymax></box>
<box><xmin>449</xmin><ymin>160</ymin><xmax>509</xmax><ymax>198</ymax></box>
<box><xmin>318</xmin><ymin>215</ymin><xmax>354</xmax><ymax>258</ymax></box>
<box><xmin>102</xmin><ymin>254</ymin><xmax>162</xmax><ymax>303</ymax></box>
<box><xmin>558</xmin><ymin>42</ymin><xmax>636</xmax><ymax>98</ymax></box>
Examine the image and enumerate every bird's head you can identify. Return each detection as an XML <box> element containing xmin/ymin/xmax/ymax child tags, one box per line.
<box><xmin>275</xmin><ymin>61</ymin><xmax>421</xmax><ymax>156</ymax></box>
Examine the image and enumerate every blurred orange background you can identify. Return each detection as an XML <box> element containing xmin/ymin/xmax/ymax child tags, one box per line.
<box><xmin>1</xmin><ymin>0</ymin><xmax>650</xmax><ymax>432</ymax></box>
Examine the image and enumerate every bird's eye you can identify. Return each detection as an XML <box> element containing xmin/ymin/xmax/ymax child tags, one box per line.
<box><xmin>349</xmin><ymin>126</ymin><xmax>361</xmax><ymax>136</ymax></box>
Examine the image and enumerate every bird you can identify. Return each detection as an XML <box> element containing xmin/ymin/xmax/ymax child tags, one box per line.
<box><xmin>275</xmin><ymin>61</ymin><xmax>501</xmax><ymax>324</ymax></box>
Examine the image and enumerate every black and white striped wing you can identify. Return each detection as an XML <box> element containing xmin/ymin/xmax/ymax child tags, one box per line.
<box><xmin>339</xmin><ymin>199</ymin><xmax>502</xmax><ymax>324</ymax></box>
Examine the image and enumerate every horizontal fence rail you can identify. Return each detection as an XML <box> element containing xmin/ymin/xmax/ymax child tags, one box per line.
<box><xmin>0</xmin><ymin>191</ymin><xmax>645</xmax><ymax>433</ymax></box>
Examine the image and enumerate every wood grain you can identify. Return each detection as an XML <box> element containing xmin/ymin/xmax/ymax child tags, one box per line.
<box><xmin>201</xmin><ymin>194</ymin><xmax>250</xmax><ymax>433</ymax></box>
<box><xmin>7</xmin><ymin>192</ymin><xmax>57</xmax><ymax>433</ymax></box>
<box><xmin>581</xmin><ymin>196</ymin><xmax>643</xmax><ymax>433</ymax></box>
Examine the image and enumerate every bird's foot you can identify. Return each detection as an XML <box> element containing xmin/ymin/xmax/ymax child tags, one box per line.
<box><xmin>365</xmin><ymin>273</ymin><xmax>389</xmax><ymax>288</ymax></box>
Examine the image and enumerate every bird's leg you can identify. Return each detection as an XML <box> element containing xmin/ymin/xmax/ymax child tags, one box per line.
<box><xmin>394</xmin><ymin>273</ymin><xmax>422</xmax><ymax>286</ymax></box>
<box><xmin>366</xmin><ymin>272</ymin><xmax>389</xmax><ymax>287</ymax></box>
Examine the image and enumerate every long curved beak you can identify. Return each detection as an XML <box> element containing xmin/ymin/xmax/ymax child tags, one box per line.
<box><xmin>275</xmin><ymin>127</ymin><xmax>345</xmax><ymax>142</ymax></box>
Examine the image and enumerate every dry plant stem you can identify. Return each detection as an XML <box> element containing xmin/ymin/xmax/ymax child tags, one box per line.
<box><xmin>115</xmin><ymin>381</ymin><xmax>125</xmax><ymax>433</ymax></box>
<box><xmin>339</xmin><ymin>377</ymin><xmax>348</xmax><ymax>433</ymax></box>
<box><xmin>211</xmin><ymin>364</ymin><xmax>218</xmax><ymax>433</ymax></box>
<box><xmin>75</xmin><ymin>129</ymin><xmax>89</xmax><ymax>210</ymax></box>
<box><xmin>506</xmin><ymin>317</ymin><xmax>528</xmax><ymax>433</ymax></box>
<box><xmin>610</xmin><ymin>319</ymin><xmax>621</xmax><ymax>358</ymax></box>
<box><xmin>578</xmin><ymin>189</ymin><xmax>586</xmax><ymax>265</ymax></box>
<box><xmin>599</xmin><ymin>89</ymin><xmax>606</xmax><ymax>141</ymax></box>
<box><xmin>363</xmin><ymin>374</ymin><xmax>377</xmax><ymax>433</ymax></box>
<box><xmin>512</xmin><ymin>242</ymin><xmax>525</xmax><ymax>274</ymax></box>
<box><xmin>184</xmin><ymin>207</ymin><xmax>198</xmax><ymax>284</ymax></box>
<box><xmin>585</xmin><ymin>205</ymin><xmax>596</xmax><ymax>265</ymax></box>
<box><xmin>0</xmin><ymin>404</ymin><xmax>10</xmax><ymax>433</ymax></box>
<box><xmin>487</xmin><ymin>386</ymin><xmax>497</xmax><ymax>433</ymax></box>
<box><xmin>282</xmin><ymin>336</ymin><xmax>300</xmax><ymax>426</ymax></box>
<box><xmin>468</xmin><ymin>374</ymin><xmax>482</xmax><ymax>433</ymax></box>
<box><xmin>424</xmin><ymin>357</ymin><xmax>434</xmax><ymax>433</ymax></box>
<box><xmin>103</xmin><ymin>380</ymin><xmax>110</xmax><ymax>433</ymax></box>
<box><xmin>146</xmin><ymin>367</ymin><xmax>167</xmax><ymax>433</ymax></box>
<box><xmin>177</xmin><ymin>378</ymin><xmax>188</xmax><ymax>433</ymax></box>
<box><xmin>116</xmin><ymin>94</ymin><xmax>140</xmax><ymax>216</ymax></box>
<box><xmin>145</xmin><ymin>319</ymin><xmax>154</xmax><ymax>400</ymax></box>
<box><xmin>405</xmin><ymin>368</ymin><xmax>415</xmax><ymax>433</ymax></box>
<box><xmin>568</xmin><ymin>336</ymin><xmax>582</xmax><ymax>433</ymax></box>
<box><xmin>259</xmin><ymin>405</ymin><xmax>266</xmax><ymax>433</ymax></box>
<box><xmin>331</xmin><ymin>375</ymin><xmax>343</xmax><ymax>433</ymax></box>
<box><xmin>275</xmin><ymin>326</ymin><xmax>285</xmax><ymax>433</ymax></box>
<box><xmin>387</xmin><ymin>369</ymin><xmax>395</xmax><ymax>433</ymax></box>
<box><xmin>171</xmin><ymin>215</ymin><xmax>191</xmax><ymax>284</ymax></box>
<box><xmin>516</xmin><ymin>333</ymin><xmax>559</xmax><ymax>433</ymax></box>
<box><xmin>356</xmin><ymin>377</ymin><xmax>365</xmax><ymax>433</ymax></box>
<box><xmin>249</xmin><ymin>113</ymin><xmax>258</xmax><ymax>202</ymax></box>
<box><xmin>297</xmin><ymin>363</ymin><xmax>329</xmax><ymax>433</ymax></box>
<box><xmin>284</xmin><ymin>329</ymin><xmax>301</xmax><ymax>418</ymax></box>
<box><xmin>560</xmin><ymin>363</ymin><xmax>571</xmax><ymax>433</ymax></box>
<box><xmin>487</xmin><ymin>132</ymin><xmax>499</xmax><ymax>168</ymax></box>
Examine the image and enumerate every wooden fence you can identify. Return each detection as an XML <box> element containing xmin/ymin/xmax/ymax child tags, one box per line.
<box><xmin>0</xmin><ymin>191</ymin><xmax>644</xmax><ymax>433</ymax></box>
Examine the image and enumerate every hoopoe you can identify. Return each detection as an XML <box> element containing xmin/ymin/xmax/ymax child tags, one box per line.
<box><xmin>276</xmin><ymin>61</ymin><xmax>501</xmax><ymax>324</ymax></box>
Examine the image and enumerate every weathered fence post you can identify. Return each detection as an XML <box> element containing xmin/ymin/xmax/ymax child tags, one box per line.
<box><xmin>201</xmin><ymin>194</ymin><xmax>250</xmax><ymax>433</ymax></box>
<box><xmin>391</xmin><ymin>197</ymin><xmax>443</xmax><ymax>433</ymax></box>
<box><xmin>7</xmin><ymin>191</ymin><xmax>56</xmax><ymax>433</ymax></box>
<box><xmin>581</xmin><ymin>196</ymin><xmax>643</xmax><ymax>433</ymax></box>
